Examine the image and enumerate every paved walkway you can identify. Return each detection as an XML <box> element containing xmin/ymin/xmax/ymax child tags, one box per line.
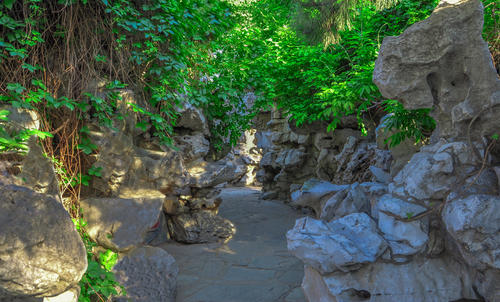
<box><xmin>161</xmin><ymin>187</ymin><xmax>306</xmax><ymax>302</ymax></box>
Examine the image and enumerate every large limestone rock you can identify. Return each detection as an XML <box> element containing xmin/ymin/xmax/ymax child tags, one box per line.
<box><xmin>18</xmin><ymin>138</ymin><xmax>61</xmax><ymax>203</ymax></box>
<box><xmin>0</xmin><ymin>185</ymin><xmax>87</xmax><ymax>298</ymax></box>
<box><xmin>303</xmin><ymin>256</ymin><xmax>476</xmax><ymax>302</ymax></box>
<box><xmin>287</xmin><ymin>214</ymin><xmax>387</xmax><ymax>274</ymax></box>
<box><xmin>443</xmin><ymin>194</ymin><xmax>500</xmax><ymax>270</ymax></box>
<box><xmin>90</xmin><ymin>130</ymin><xmax>188</xmax><ymax>196</ymax></box>
<box><xmin>113</xmin><ymin>247</ymin><xmax>178</xmax><ymax>302</ymax></box>
<box><xmin>81</xmin><ymin>194</ymin><xmax>164</xmax><ymax>252</ymax></box>
<box><xmin>373</xmin><ymin>0</ymin><xmax>500</xmax><ymax>141</ymax></box>
<box><xmin>186</xmin><ymin>158</ymin><xmax>246</xmax><ymax>188</ymax></box>
<box><xmin>374</xmin><ymin>195</ymin><xmax>429</xmax><ymax>257</ymax></box>
<box><xmin>390</xmin><ymin>140</ymin><xmax>497</xmax><ymax>200</ymax></box>
<box><xmin>167</xmin><ymin>211</ymin><xmax>235</xmax><ymax>243</ymax></box>
<box><xmin>175</xmin><ymin>103</ymin><xmax>209</xmax><ymax>136</ymax></box>
<box><xmin>320</xmin><ymin>183</ymin><xmax>371</xmax><ymax>221</ymax></box>
<box><xmin>290</xmin><ymin>179</ymin><xmax>349</xmax><ymax>215</ymax></box>
<box><xmin>174</xmin><ymin>132</ymin><xmax>210</xmax><ymax>162</ymax></box>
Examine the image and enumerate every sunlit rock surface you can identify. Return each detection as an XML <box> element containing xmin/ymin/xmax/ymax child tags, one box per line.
<box><xmin>374</xmin><ymin>0</ymin><xmax>500</xmax><ymax>141</ymax></box>
<box><xmin>0</xmin><ymin>185</ymin><xmax>87</xmax><ymax>299</ymax></box>
<box><xmin>81</xmin><ymin>194</ymin><xmax>164</xmax><ymax>252</ymax></box>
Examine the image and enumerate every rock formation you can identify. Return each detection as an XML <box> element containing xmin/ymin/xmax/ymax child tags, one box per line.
<box><xmin>0</xmin><ymin>185</ymin><xmax>87</xmax><ymax>300</ymax></box>
<box><xmin>83</xmin><ymin>93</ymin><xmax>243</xmax><ymax>244</ymax></box>
<box><xmin>287</xmin><ymin>0</ymin><xmax>500</xmax><ymax>301</ymax></box>
<box><xmin>257</xmin><ymin>110</ymin><xmax>391</xmax><ymax>201</ymax></box>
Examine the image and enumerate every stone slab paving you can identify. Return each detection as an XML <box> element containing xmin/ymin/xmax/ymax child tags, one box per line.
<box><xmin>160</xmin><ymin>187</ymin><xmax>306</xmax><ymax>302</ymax></box>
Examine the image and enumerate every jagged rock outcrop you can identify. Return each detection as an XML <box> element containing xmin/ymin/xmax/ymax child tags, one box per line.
<box><xmin>257</xmin><ymin>110</ymin><xmax>391</xmax><ymax>200</ymax></box>
<box><xmin>0</xmin><ymin>185</ymin><xmax>87</xmax><ymax>299</ymax></box>
<box><xmin>287</xmin><ymin>1</ymin><xmax>500</xmax><ymax>301</ymax></box>
<box><xmin>373</xmin><ymin>0</ymin><xmax>500</xmax><ymax>142</ymax></box>
<box><xmin>302</xmin><ymin>257</ymin><xmax>475</xmax><ymax>302</ymax></box>
<box><xmin>287</xmin><ymin>214</ymin><xmax>388</xmax><ymax>274</ymax></box>
<box><xmin>83</xmin><ymin>92</ymin><xmax>241</xmax><ymax>244</ymax></box>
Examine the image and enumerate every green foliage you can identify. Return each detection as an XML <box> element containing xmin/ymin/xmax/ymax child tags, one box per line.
<box><xmin>0</xmin><ymin>109</ymin><xmax>52</xmax><ymax>152</ymax></box>
<box><xmin>382</xmin><ymin>100</ymin><xmax>436</xmax><ymax>147</ymax></box>
<box><xmin>292</xmin><ymin>0</ymin><xmax>400</xmax><ymax>46</ymax></box>
<box><xmin>212</xmin><ymin>0</ymin><xmax>438</xmax><ymax>140</ymax></box>
<box><xmin>73</xmin><ymin>217</ymin><xmax>124</xmax><ymax>302</ymax></box>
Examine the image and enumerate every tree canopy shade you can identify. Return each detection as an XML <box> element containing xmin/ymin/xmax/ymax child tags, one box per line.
<box><xmin>293</xmin><ymin>0</ymin><xmax>400</xmax><ymax>46</ymax></box>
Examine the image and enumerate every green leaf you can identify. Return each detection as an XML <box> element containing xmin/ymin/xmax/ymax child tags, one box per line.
<box><xmin>88</xmin><ymin>166</ymin><xmax>102</xmax><ymax>177</ymax></box>
<box><xmin>3</xmin><ymin>0</ymin><xmax>16</xmax><ymax>10</ymax></box>
<box><xmin>135</xmin><ymin>121</ymin><xmax>148</xmax><ymax>131</ymax></box>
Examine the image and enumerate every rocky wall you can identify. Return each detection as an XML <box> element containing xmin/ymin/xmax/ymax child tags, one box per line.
<box><xmin>256</xmin><ymin>108</ymin><xmax>392</xmax><ymax>202</ymax></box>
<box><xmin>286</xmin><ymin>1</ymin><xmax>500</xmax><ymax>301</ymax></box>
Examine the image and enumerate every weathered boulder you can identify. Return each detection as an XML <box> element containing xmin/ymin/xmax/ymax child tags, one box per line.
<box><xmin>18</xmin><ymin>138</ymin><xmax>61</xmax><ymax>203</ymax></box>
<box><xmin>174</xmin><ymin>132</ymin><xmax>209</xmax><ymax>162</ymax></box>
<box><xmin>443</xmin><ymin>194</ymin><xmax>500</xmax><ymax>270</ymax></box>
<box><xmin>274</xmin><ymin>148</ymin><xmax>307</xmax><ymax>171</ymax></box>
<box><xmin>287</xmin><ymin>214</ymin><xmax>387</xmax><ymax>274</ymax></box>
<box><xmin>167</xmin><ymin>211</ymin><xmax>235</xmax><ymax>243</ymax></box>
<box><xmin>113</xmin><ymin>247</ymin><xmax>178</xmax><ymax>302</ymax></box>
<box><xmin>373</xmin><ymin>0</ymin><xmax>500</xmax><ymax>141</ymax></box>
<box><xmin>175</xmin><ymin>103</ymin><xmax>209</xmax><ymax>136</ymax></box>
<box><xmin>89</xmin><ymin>130</ymin><xmax>188</xmax><ymax>196</ymax></box>
<box><xmin>374</xmin><ymin>194</ymin><xmax>429</xmax><ymax>257</ymax></box>
<box><xmin>290</xmin><ymin>179</ymin><xmax>349</xmax><ymax>215</ymax></box>
<box><xmin>320</xmin><ymin>183</ymin><xmax>370</xmax><ymax>221</ymax></box>
<box><xmin>0</xmin><ymin>185</ymin><xmax>87</xmax><ymax>298</ymax></box>
<box><xmin>391</xmin><ymin>140</ymin><xmax>497</xmax><ymax>200</ymax></box>
<box><xmin>81</xmin><ymin>194</ymin><xmax>164</xmax><ymax>252</ymax></box>
<box><xmin>303</xmin><ymin>256</ymin><xmax>476</xmax><ymax>302</ymax></box>
<box><xmin>186</xmin><ymin>158</ymin><xmax>246</xmax><ymax>188</ymax></box>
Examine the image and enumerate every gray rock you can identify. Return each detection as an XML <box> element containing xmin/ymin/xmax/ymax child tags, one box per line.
<box><xmin>287</xmin><ymin>214</ymin><xmax>387</xmax><ymax>274</ymax></box>
<box><xmin>301</xmin><ymin>266</ymin><xmax>336</xmax><ymax>302</ymax></box>
<box><xmin>374</xmin><ymin>0</ymin><xmax>500</xmax><ymax>142</ymax></box>
<box><xmin>18</xmin><ymin>138</ymin><xmax>61</xmax><ymax>203</ymax></box>
<box><xmin>393</xmin><ymin>151</ymin><xmax>456</xmax><ymax>200</ymax></box>
<box><xmin>0</xmin><ymin>185</ymin><xmax>87</xmax><ymax>298</ymax></box>
<box><xmin>442</xmin><ymin>194</ymin><xmax>500</xmax><ymax>270</ymax></box>
<box><xmin>0</xmin><ymin>106</ymin><xmax>40</xmax><ymax>134</ymax></box>
<box><xmin>90</xmin><ymin>131</ymin><xmax>189</xmax><ymax>195</ymax></box>
<box><xmin>274</xmin><ymin>149</ymin><xmax>306</xmax><ymax>170</ymax></box>
<box><xmin>369</xmin><ymin>166</ymin><xmax>391</xmax><ymax>184</ymax></box>
<box><xmin>375</xmin><ymin>194</ymin><xmax>429</xmax><ymax>256</ymax></box>
<box><xmin>175</xmin><ymin>103</ymin><xmax>209</xmax><ymax>135</ymax></box>
<box><xmin>43</xmin><ymin>287</ymin><xmax>79</xmax><ymax>302</ymax></box>
<box><xmin>113</xmin><ymin>247</ymin><xmax>178</xmax><ymax>302</ymax></box>
<box><xmin>320</xmin><ymin>183</ymin><xmax>370</xmax><ymax>221</ymax></box>
<box><xmin>186</xmin><ymin>159</ymin><xmax>245</xmax><ymax>188</ymax></box>
<box><xmin>359</xmin><ymin>182</ymin><xmax>388</xmax><ymax>201</ymax></box>
<box><xmin>290</xmin><ymin>179</ymin><xmax>349</xmax><ymax>215</ymax></box>
<box><xmin>308</xmin><ymin>256</ymin><xmax>476</xmax><ymax>302</ymax></box>
<box><xmin>174</xmin><ymin>132</ymin><xmax>209</xmax><ymax>162</ymax></box>
<box><xmin>81</xmin><ymin>194</ymin><xmax>164</xmax><ymax>252</ymax></box>
<box><xmin>494</xmin><ymin>166</ymin><xmax>500</xmax><ymax>190</ymax></box>
<box><xmin>392</xmin><ymin>140</ymin><xmax>497</xmax><ymax>201</ymax></box>
<box><xmin>167</xmin><ymin>211</ymin><xmax>235</xmax><ymax>243</ymax></box>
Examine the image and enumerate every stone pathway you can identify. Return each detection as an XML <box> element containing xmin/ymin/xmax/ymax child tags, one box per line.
<box><xmin>160</xmin><ymin>187</ymin><xmax>306</xmax><ymax>302</ymax></box>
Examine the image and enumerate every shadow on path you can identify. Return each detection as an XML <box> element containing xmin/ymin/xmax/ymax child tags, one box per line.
<box><xmin>160</xmin><ymin>187</ymin><xmax>306</xmax><ymax>302</ymax></box>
